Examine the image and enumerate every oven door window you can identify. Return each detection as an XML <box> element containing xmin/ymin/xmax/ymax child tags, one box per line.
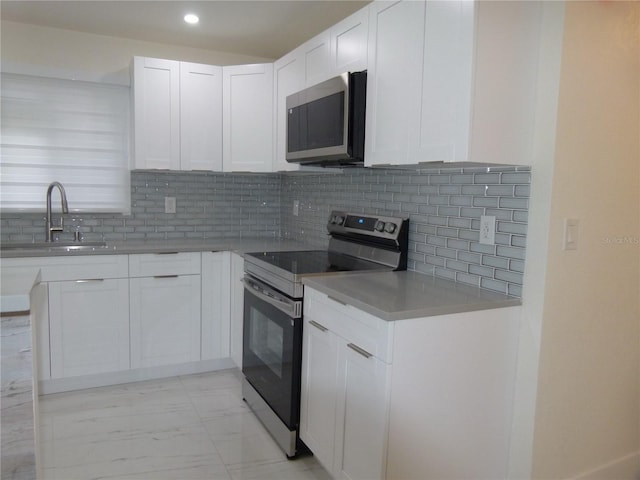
<box><xmin>242</xmin><ymin>287</ymin><xmax>302</xmax><ymax>429</ymax></box>
<box><xmin>249</xmin><ymin>309</ymin><xmax>284</xmax><ymax>378</ymax></box>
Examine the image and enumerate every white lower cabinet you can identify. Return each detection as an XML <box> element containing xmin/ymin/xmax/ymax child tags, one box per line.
<box><xmin>229</xmin><ymin>252</ymin><xmax>245</xmax><ymax>368</ymax></box>
<box><xmin>301</xmin><ymin>289</ymin><xmax>391</xmax><ymax>480</ymax></box>
<box><xmin>130</xmin><ymin>274</ymin><xmax>201</xmax><ymax>368</ymax></box>
<box><xmin>201</xmin><ymin>251</ymin><xmax>231</xmax><ymax>360</ymax></box>
<box><xmin>129</xmin><ymin>252</ymin><xmax>202</xmax><ymax>368</ymax></box>
<box><xmin>300</xmin><ymin>317</ymin><xmax>340</xmax><ymax>470</ymax></box>
<box><xmin>302</xmin><ymin>286</ymin><xmax>520</xmax><ymax>480</ymax></box>
<box><xmin>49</xmin><ymin>279</ymin><xmax>130</xmax><ymax>378</ymax></box>
<box><xmin>336</xmin><ymin>343</ymin><xmax>390</xmax><ymax>480</ymax></box>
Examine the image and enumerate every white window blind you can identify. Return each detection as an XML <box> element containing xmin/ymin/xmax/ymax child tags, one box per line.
<box><xmin>1</xmin><ymin>73</ymin><xmax>130</xmax><ymax>213</ymax></box>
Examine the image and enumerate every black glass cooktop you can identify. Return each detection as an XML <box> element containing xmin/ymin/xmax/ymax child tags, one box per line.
<box><xmin>246</xmin><ymin>250</ymin><xmax>388</xmax><ymax>276</ymax></box>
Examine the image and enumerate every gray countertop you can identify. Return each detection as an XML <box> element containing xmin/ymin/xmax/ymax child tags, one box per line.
<box><xmin>1</xmin><ymin>238</ymin><xmax>521</xmax><ymax>321</ymax></box>
<box><xmin>0</xmin><ymin>237</ymin><xmax>312</xmax><ymax>258</ymax></box>
<box><xmin>302</xmin><ymin>271</ymin><xmax>521</xmax><ymax>321</ymax></box>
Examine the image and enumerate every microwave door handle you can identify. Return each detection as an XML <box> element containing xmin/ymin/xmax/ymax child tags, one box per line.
<box><xmin>242</xmin><ymin>277</ymin><xmax>300</xmax><ymax>318</ymax></box>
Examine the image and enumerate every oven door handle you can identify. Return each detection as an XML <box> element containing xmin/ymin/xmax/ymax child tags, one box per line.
<box><xmin>242</xmin><ymin>277</ymin><xmax>302</xmax><ymax>319</ymax></box>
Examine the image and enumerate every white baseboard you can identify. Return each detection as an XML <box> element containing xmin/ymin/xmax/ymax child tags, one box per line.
<box><xmin>570</xmin><ymin>451</ymin><xmax>640</xmax><ymax>480</ymax></box>
<box><xmin>39</xmin><ymin>357</ymin><xmax>238</xmax><ymax>395</ymax></box>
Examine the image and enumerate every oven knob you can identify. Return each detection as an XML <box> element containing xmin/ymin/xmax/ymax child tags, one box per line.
<box><xmin>375</xmin><ymin>221</ymin><xmax>385</xmax><ymax>232</ymax></box>
<box><xmin>335</xmin><ymin>216</ymin><xmax>345</xmax><ymax>225</ymax></box>
<box><xmin>384</xmin><ymin>222</ymin><xmax>397</xmax><ymax>234</ymax></box>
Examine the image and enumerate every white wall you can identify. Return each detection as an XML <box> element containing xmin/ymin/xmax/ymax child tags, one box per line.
<box><xmin>531</xmin><ymin>2</ymin><xmax>640</xmax><ymax>478</ymax></box>
<box><xmin>0</xmin><ymin>20</ymin><xmax>272</xmax><ymax>84</ymax></box>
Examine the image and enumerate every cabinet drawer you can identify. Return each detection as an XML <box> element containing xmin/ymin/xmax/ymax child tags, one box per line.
<box><xmin>1</xmin><ymin>255</ymin><xmax>129</xmax><ymax>281</ymax></box>
<box><xmin>305</xmin><ymin>287</ymin><xmax>393</xmax><ymax>363</ymax></box>
<box><xmin>129</xmin><ymin>252</ymin><xmax>201</xmax><ymax>277</ymax></box>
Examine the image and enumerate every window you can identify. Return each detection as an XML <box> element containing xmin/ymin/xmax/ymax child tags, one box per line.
<box><xmin>1</xmin><ymin>73</ymin><xmax>130</xmax><ymax>213</ymax></box>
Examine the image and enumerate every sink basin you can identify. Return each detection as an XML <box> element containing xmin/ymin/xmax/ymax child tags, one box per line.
<box><xmin>1</xmin><ymin>241</ymin><xmax>108</xmax><ymax>251</ymax></box>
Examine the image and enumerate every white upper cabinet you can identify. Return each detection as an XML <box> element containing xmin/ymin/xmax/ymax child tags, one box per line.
<box><xmin>302</xmin><ymin>31</ymin><xmax>331</xmax><ymax>87</ymax></box>
<box><xmin>365</xmin><ymin>0</ymin><xmax>474</xmax><ymax>167</ymax></box>
<box><xmin>132</xmin><ymin>57</ymin><xmax>223</xmax><ymax>171</ymax></box>
<box><xmin>180</xmin><ymin>62</ymin><xmax>223</xmax><ymax>171</ymax></box>
<box><xmin>365</xmin><ymin>0</ymin><xmax>541</xmax><ymax>167</ymax></box>
<box><xmin>273</xmin><ymin>50</ymin><xmax>305</xmax><ymax>172</ymax></box>
<box><xmin>133</xmin><ymin>57</ymin><xmax>181</xmax><ymax>170</ymax></box>
<box><xmin>329</xmin><ymin>6</ymin><xmax>369</xmax><ymax>77</ymax></box>
<box><xmin>222</xmin><ymin>64</ymin><xmax>274</xmax><ymax>172</ymax></box>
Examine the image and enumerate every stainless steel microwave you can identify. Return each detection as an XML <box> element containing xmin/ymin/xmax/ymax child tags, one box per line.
<box><xmin>286</xmin><ymin>71</ymin><xmax>366</xmax><ymax>166</ymax></box>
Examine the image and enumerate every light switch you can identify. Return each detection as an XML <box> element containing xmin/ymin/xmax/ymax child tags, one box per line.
<box><xmin>563</xmin><ymin>218</ymin><xmax>579</xmax><ymax>250</ymax></box>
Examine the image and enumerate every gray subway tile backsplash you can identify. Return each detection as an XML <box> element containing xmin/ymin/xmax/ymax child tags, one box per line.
<box><xmin>1</xmin><ymin>165</ymin><xmax>530</xmax><ymax>297</ymax></box>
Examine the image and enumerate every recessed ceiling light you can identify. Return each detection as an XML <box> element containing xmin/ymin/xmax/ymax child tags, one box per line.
<box><xmin>184</xmin><ymin>14</ymin><xmax>199</xmax><ymax>25</ymax></box>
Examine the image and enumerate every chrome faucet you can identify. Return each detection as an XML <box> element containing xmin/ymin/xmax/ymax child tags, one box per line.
<box><xmin>46</xmin><ymin>181</ymin><xmax>69</xmax><ymax>242</ymax></box>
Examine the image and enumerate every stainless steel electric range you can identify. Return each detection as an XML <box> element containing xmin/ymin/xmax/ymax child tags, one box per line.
<box><xmin>241</xmin><ymin>210</ymin><xmax>409</xmax><ymax>458</ymax></box>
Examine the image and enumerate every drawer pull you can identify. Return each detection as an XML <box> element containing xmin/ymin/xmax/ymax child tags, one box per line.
<box><xmin>156</xmin><ymin>252</ymin><xmax>179</xmax><ymax>255</ymax></box>
<box><xmin>153</xmin><ymin>275</ymin><xmax>179</xmax><ymax>279</ymax></box>
<box><xmin>347</xmin><ymin>343</ymin><xmax>373</xmax><ymax>359</ymax></box>
<box><xmin>75</xmin><ymin>279</ymin><xmax>105</xmax><ymax>283</ymax></box>
<box><xmin>309</xmin><ymin>320</ymin><xmax>328</xmax><ymax>332</ymax></box>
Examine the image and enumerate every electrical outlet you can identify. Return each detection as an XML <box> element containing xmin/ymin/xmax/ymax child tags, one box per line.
<box><xmin>164</xmin><ymin>196</ymin><xmax>176</xmax><ymax>214</ymax></box>
<box><xmin>293</xmin><ymin>200</ymin><xmax>299</xmax><ymax>217</ymax></box>
<box><xmin>479</xmin><ymin>215</ymin><xmax>496</xmax><ymax>245</ymax></box>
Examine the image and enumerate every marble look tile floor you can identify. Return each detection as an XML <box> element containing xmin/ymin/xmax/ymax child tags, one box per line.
<box><xmin>38</xmin><ymin>369</ymin><xmax>332</xmax><ymax>480</ymax></box>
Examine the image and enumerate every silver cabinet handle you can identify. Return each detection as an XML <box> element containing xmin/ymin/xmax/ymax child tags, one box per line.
<box><xmin>309</xmin><ymin>320</ymin><xmax>328</xmax><ymax>332</ymax></box>
<box><xmin>347</xmin><ymin>343</ymin><xmax>373</xmax><ymax>359</ymax></box>
<box><xmin>75</xmin><ymin>279</ymin><xmax>105</xmax><ymax>283</ymax></box>
<box><xmin>155</xmin><ymin>251</ymin><xmax>179</xmax><ymax>255</ymax></box>
<box><xmin>153</xmin><ymin>275</ymin><xmax>179</xmax><ymax>279</ymax></box>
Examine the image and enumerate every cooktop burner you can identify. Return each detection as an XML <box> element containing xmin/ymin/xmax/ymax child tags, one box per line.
<box><xmin>247</xmin><ymin>250</ymin><xmax>388</xmax><ymax>276</ymax></box>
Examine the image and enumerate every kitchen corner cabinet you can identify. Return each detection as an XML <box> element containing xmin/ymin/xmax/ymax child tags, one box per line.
<box><xmin>222</xmin><ymin>64</ymin><xmax>274</xmax><ymax>172</ymax></box>
<box><xmin>129</xmin><ymin>253</ymin><xmax>201</xmax><ymax>368</ymax></box>
<box><xmin>132</xmin><ymin>56</ymin><xmax>223</xmax><ymax>171</ymax></box>
<box><xmin>201</xmin><ymin>251</ymin><xmax>231</xmax><ymax>360</ymax></box>
<box><xmin>301</xmin><ymin>286</ymin><xmax>520</xmax><ymax>480</ymax></box>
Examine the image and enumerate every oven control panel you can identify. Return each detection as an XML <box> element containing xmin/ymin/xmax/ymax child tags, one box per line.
<box><xmin>327</xmin><ymin>210</ymin><xmax>408</xmax><ymax>241</ymax></box>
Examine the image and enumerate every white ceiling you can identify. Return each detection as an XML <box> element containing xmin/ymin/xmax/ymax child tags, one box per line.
<box><xmin>0</xmin><ymin>0</ymin><xmax>371</xmax><ymax>60</ymax></box>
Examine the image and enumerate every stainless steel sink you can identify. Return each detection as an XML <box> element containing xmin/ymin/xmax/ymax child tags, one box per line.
<box><xmin>1</xmin><ymin>241</ymin><xmax>108</xmax><ymax>251</ymax></box>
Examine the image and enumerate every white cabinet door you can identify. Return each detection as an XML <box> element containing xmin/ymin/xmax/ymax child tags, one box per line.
<box><xmin>130</xmin><ymin>275</ymin><xmax>201</xmax><ymax>368</ymax></box>
<box><xmin>302</xmin><ymin>31</ymin><xmax>331</xmax><ymax>87</ymax></box>
<box><xmin>365</xmin><ymin>0</ymin><xmax>426</xmax><ymax>166</ymax></box>
<box><xmin>201</xmin><ymin>251</ymin><xmax>231</xmax><ymax>360</ymax></box>
<box><xmin>410</xmin><ymin>1</ymin><xmax>474</xmax><ymax>163</ymax></box>
<box><xmin>302</xmin><ymin>288</ymin><xmax>392</xmax><ymax>480</ymax></box>
<box><xmin>49</xmin><ymin>279</ymin><xmax>130</xmax><ymax>378</ymax></box>
<box><xmin>335</xmin><ymin>341</ymin><xmax>390</xmax><ymax>480</ymax></box>
<box><xmin>180</xmin><ymin>62</ymin><xmax>223</xmax><ymax>171</ymax></box>
<box><xmin>222</xmin><ymin>64</ymin><xmax>274</xmax><ymax>172</ymax></box>
<box><xmin>229</xmin><ymin>253</ymin><xmax>244</xmax><ymax>368</ymax></box>
<box><xmin>329</xmin><ymin>6</ymin><xmax>369</xmax><ymax>76</ymax></box>
<box><xmin>273</xmin><ymin>50</ymin><xmax>305</xmax><ymax>172</ymax></box>
<box><xmin>300</xmin><ymin>317</ymin><xmax>340</xmax><ymax>474</ymax></box>
<box><xmin>133</xmin><ymin>56</ymin><xmax>181</xmax><ymax>170</ymax></box>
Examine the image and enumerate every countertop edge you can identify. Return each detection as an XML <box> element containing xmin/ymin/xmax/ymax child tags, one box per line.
<box><xmin>0</xmin><ymin>269</ymin><xmax>41</xmax><ymax>316</ymax></box>
<box><xmin>302</xmin><ymin>272</ymin><xmax>522</xmax><ymax>321</ymax></box>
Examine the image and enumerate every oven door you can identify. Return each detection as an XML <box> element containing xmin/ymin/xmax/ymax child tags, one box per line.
<box><xmin>242</xmin><ymin>275</ymin><xmax>303</xmax><ymax>429</ymax></box>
